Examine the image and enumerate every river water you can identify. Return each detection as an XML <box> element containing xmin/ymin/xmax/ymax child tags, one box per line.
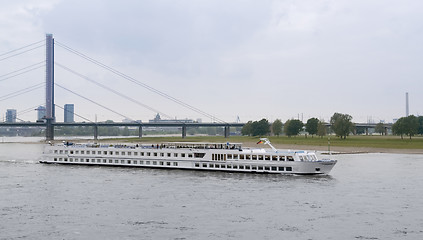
<box><xmin>0</xmin><ymin>140</ymin><xmax>422</xmax><ymax>240</ymax></box>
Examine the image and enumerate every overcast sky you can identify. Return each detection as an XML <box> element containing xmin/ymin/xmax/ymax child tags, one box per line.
<box><xmin>1</xmin><ymin>0</ymin><xmax>422</xmax><ymax>123</ymax></box>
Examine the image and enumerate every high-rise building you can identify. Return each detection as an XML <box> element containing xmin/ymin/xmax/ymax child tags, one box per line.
<box><xmin>6</xmin><ymin>109</ymin><xmax>17</xmax><ymax>123</ymax></box>
<box><xmin>64</xmin><ymin>104</ymin><xmax>74</xmax><ymax>123</ymax></box>
<box><xmin>36</xmin><ymin>106</ymin><xmax>46</xmax><ymax>121</ymax></box>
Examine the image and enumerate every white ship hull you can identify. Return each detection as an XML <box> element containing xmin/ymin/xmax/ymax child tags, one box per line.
<box><xmin>41</xmin><ymin>142</ymin><xmax>337</xmax><ymax>175</ymax></box>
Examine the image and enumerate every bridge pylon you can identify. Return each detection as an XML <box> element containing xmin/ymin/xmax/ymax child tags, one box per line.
<box><xmin>45</xmin><ymin>33</ymin><xmax>55</xmax><ymax>140</ymax></box>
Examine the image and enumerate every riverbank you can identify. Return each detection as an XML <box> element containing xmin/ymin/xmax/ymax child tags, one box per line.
<box><xmin>100</xmin><ymin>135</ymin><xmax>423</xmax><ymax>155</ymax></box>
<box><xmin>2</xmin><ymin>135</ymin><xmax>422</xmax><ymax>154</ymax></box>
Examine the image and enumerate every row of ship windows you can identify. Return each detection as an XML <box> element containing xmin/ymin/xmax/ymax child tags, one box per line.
<box><xmin>54</xmin><ymin>158</ymin><xmax>292</xmax><ymax>172</ymax></box>
<box><xmin>52</xmin><ymin>158</ymin><xmax>293</xmax><ymax>172</ymax></box>
<box><xmin>54</xmin><ymin>150</ymin><xmax>205</xmax><ymax>158</ymax></box>
<box><xmin>212</xmin><ymin>153</ymin><xmax>295</xmax><ymax>161</ymax></box>
<box><xmin>194</xmin><ymin>162</ymin><xmax>292</xmax><ymax>172</ymax></box>
<box><xmin>54</xmin><ymin>150</ymin><xmax>316</xmax><ymax>161</ymax></box>
<box><xmin>53</xmin><ymin>158</ymin><xmax>179</xmax><ymax>166</ymax></box>
<box><xmin>54</xmin><ymin>149</ymin><xmax>296</xmax><ymax>162</ymax></box>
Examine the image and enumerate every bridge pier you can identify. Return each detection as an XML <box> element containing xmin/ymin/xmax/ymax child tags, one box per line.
<box><xmin>182</xmin><ymin>125</ymin><xmax>186</xmax><ymax>138</ymax></box>
<box><xmin>224</xmin><ymin>125</ymin><xmax>230</xmax><ymax>138</ymax></box>
<box><xmin>45</xmin><ymin>118</ymin><xmax>54</xmax><ymax>140</ymax></box>
<box><xmin>365</xmin><ymin>127</ymin><xmax>369</xmax><ymax>136</ymax></box>
<box><xmin>94</xmin><ymin>125</ymin><xmax>98</xmax><ymax>141</ymax></box>
<box><xmin>138</xmin><ymin>126</ymin><xmax>142</xmax><ymax>138</ymax></box>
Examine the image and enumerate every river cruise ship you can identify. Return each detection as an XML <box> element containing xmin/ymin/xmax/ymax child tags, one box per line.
<box><xmin>41</xmin><ymin>139</ymin><xmax>336</xmax><ymax>175</ymax></box>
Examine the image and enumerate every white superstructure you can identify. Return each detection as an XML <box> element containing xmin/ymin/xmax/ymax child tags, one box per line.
<box><xmin>41</xmin><ymin>139</ymin><xmax>337</xmax><ymax>175</ymax></box>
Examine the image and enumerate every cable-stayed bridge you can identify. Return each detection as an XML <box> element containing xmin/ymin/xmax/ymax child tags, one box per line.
<box><xmin>0</xmin><ymin>34</ymin><xmax>392</xmax><ymax>140</ymax></box>
<box><xmin>0</xmin><ymin>34</ymin><xmax>244</xmax><ymax>140</ymax></box>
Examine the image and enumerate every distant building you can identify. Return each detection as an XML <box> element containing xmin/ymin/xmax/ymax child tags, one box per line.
<box><xmin>149</xmin><ymin>113</ymin><xmax>194</xmax><ymax>124</ymax></box>
<box><xmin>122</xmin><ymin>118</ymin><xmax>142</xmax><ymax>123</ymax></box>
<box><xmin>36</xmin><ymin>106</ymin><xmax>46</xmax><ymax>121</ymax></box>
<box><xmin>6</xmin><ymin>109</ymin><xmax>17</xmax><ymax>123</ymax></box>
<box><xmin>64</xmin><ymin>104</ymin><xmax>74</xmax><ymax>123</ymax></box>
<box><xmin>147</xmin><ymin>113</ymin><xmax>194</xmax><ymax>131</ymax></box>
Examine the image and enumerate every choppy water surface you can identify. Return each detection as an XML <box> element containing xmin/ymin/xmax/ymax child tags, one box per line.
<box><xmin>1</xmin><ymin>142</ymin><xmax>422</xmax><ymax>240</ymax></box>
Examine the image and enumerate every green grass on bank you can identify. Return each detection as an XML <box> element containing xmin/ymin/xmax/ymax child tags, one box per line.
<box><xmin>100</xmin><ymin>135</ymin><xmax>423</xmax><ymax>150</ymax></box>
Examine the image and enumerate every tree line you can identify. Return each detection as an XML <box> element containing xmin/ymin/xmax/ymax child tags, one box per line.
<box><xmin>241</xmin><ymin>113</ymin><xmax>423</xmax><ymax>139</ymax></box>
<box><xmin>391</xmin><ymin>115</ymin><xmax>423</xmax><ymax>139</ymax></box>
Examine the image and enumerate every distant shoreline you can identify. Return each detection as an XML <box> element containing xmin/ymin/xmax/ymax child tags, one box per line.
<box><xmin>1</xmin><ymin>136</ymin><xmax>422</xmax><ymax>155</ymax></box>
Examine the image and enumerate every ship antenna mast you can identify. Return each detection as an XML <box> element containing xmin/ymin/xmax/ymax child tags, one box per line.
<box><xmin>260</xmin><ymin>138</ymin><xmax>278</xmax><ymax>153</ymax></box>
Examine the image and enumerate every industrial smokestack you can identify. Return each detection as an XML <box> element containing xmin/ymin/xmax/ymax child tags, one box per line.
<box><xmin>406</xmin><ymin>92</ymin><xmax>409</xmax><ymax>117</ymax></box>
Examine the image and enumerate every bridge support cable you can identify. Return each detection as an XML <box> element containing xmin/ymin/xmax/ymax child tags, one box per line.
<box><xmin>15</xmin><ymin>117</ymin><xmax>27</xmax><ymax>122</ymax></box>
<box><xmin>0</xmin><ymin>83</ymin><xmax>45</xmax><ymax>102</ymax></box>
<box><xmin>0</xmin><ymin>40</ymin><xmax>44</xmax><ymax>58</ymax></box>
<box><xmin>45</xmin><ymin>104</ymin><xmax>95</xmax><ymax>141</ymax></box>
<box><xmin>0</xmin><ymin>64</ymin><xmax>45</xmax><ymax>83</ymax></box>
<box><xmin>55</xmin><ymin>62</ymin><xmax>173</xmax><ymax>119</ymax></box>
<box><xmin>16</xmin><ymin>104</ymin><xmax>44</xmax><ymax>118</ymax></box>
<box><xmin>0</xmin><ymin>44</ymin><xmax>45</xmax><ymax>62</ymax></box>
<box><xmin>0</xmin><ymin>61</ymin><xmax>45</xmax><ymax>80</ymax></box>
<box><xmin>55</xmin><ymin>83</ymin><xmax>134</xmax><ymax>121</ymax></box>
<box><xmin>55</xmin><ymin>41</ymin><xmax>226</xmax><ymax>123</ymax></box>
<box><xmin>55</xmin><ymin>104</ymin><xmax>94</xmax><ymax>123</ymax></box>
